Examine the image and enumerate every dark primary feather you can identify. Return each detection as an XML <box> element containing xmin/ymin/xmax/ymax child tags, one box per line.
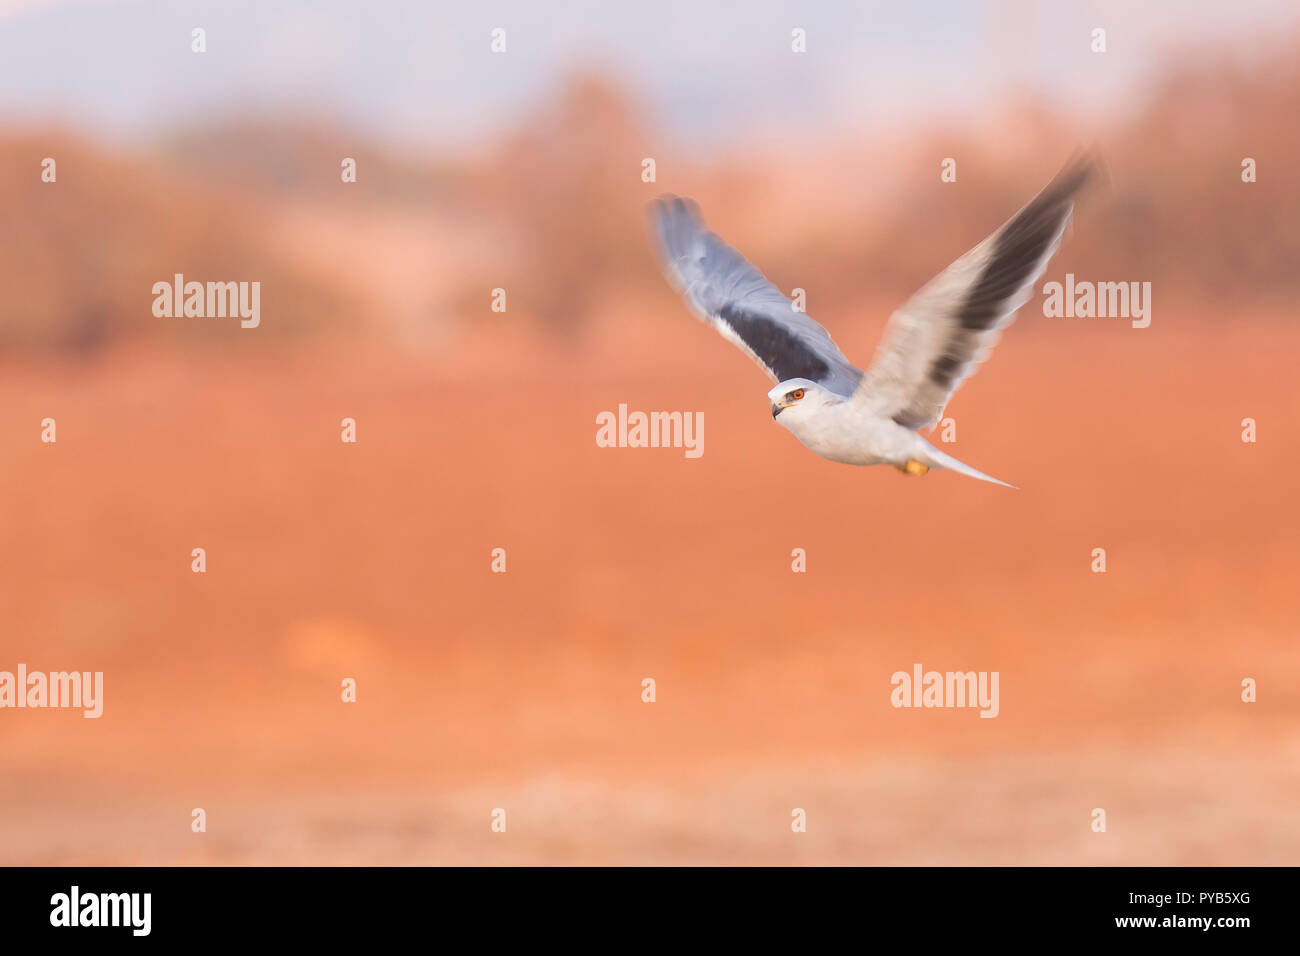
<box><xmin>866</xmin><ymin>152</ymin><xmax>1099</xmax><ymax>429</ymax></box>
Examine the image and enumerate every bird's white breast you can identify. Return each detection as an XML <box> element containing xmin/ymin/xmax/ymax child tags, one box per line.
<box><xmin>776</xmin><ymin>400</ymin><xmax>920</xmax><ymax>466</ymax></box>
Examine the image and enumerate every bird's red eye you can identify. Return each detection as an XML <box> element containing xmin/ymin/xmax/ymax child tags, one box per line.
<box><xmin>791</xmin><ymin>389</ymin><xmax>805</xmax><ymax>400</ymax></box>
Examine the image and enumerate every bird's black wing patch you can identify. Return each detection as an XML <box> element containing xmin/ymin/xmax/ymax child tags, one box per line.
<box><xmin>717</xmin><ymin>303</ymin><xmax>832</xmax><ymax>384</ymax></box>
<box><xmin>651</xmin><ymin>195</ymin><xmax>865</xmax><ymax>396</ymax></box>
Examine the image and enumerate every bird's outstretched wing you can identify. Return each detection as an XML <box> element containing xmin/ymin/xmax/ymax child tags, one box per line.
<box><xmin>859</xmin><ymin>153</ymin><xmax>1099</xmax><ymax>429</ymax></box>
<box><xmin>651</xmin><ymin>196</ymin><xmax>864</xmax><ymax>397</ymax></box>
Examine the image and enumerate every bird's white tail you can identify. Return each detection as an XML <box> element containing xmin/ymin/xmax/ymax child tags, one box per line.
<box><xmin>920</xmin><ymin>445</ymin><xmax>1018</xmax><ymax>489</ymax></box>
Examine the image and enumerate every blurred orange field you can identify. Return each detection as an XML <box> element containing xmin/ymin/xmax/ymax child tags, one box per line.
<box><xmin>2</xmin><ymin>304</ymin><xmax>1297</xmax><ymax>865</ymax></box>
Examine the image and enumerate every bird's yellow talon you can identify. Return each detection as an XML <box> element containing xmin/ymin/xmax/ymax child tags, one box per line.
<box><xmin>899</xmin><ymin>459</ymin><xmax>929</xmax><ymax>476</ymax></box>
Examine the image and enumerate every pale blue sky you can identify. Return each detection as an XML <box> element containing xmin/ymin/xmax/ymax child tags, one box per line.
<box><xmin>0</xmin><ymin>0</ymin><xmax>1295</xmax><ymax>152</ymax></box>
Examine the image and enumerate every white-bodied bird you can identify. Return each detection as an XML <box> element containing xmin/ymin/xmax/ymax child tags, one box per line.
<box><xmin>651</xmin><ymin>154</ymin><xmax>1098</xmax><ymax>488</ymax></box>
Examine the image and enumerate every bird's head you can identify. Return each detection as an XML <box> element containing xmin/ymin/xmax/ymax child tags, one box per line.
<box><xmin>768</xmin><ymin>378</ymin><xmax>831</xmax><ymax>421</ymax></box>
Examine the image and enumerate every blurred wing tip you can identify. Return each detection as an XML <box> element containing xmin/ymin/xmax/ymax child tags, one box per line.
<box><xmin>1055</xmin><ymin>146</ymin><xmax>1108</xmax><ymax>200</ymax></box>
<box><xmin>650</xmin><ymin>193</ymin><xmax>699</xmax><ymax>216</ymax></box>
<box><xmin>649</xmin><ymin>195</ymin><xmax>704</xmax><ymax>249</ymax></box>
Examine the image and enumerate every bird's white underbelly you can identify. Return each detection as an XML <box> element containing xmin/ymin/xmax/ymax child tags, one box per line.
<box><xmin>778</xmin><ymin>402</ymin><xmax>921</xmax><ymax>466</ymax></box>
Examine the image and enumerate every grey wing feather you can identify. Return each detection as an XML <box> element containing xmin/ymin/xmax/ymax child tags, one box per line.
<box><xmin>860</xmin><ymin>153</ymin><xmax>1099</xmax><ymax>429</ymax></box>
<box><xmin>651</xmin><ymin>196</ymin><xmax>864</xmax><ymax>397</ymax></box>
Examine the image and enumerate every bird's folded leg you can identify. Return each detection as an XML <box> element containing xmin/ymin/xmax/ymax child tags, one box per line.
<box><xmin>895</xmin><ymin>459</ymin><xmax>929</xmax><ymax>476</ymax></box>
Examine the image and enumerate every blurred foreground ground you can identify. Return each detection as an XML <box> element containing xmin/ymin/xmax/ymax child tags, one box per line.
<box><xmin>2</xmin><ymin>306</ymin><xmax>1297</xmax><ymax>864</ymax></box>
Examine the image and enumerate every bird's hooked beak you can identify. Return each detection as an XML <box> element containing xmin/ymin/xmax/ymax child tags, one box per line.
<box><xmin>771</xmin><ymin>402</ymin><xmax>784</xmax><ymax>419</ymax></box>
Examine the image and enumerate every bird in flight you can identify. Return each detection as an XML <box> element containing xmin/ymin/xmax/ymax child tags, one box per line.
<box><xmin>651</xmin><ymin>154</ymin><xmax>1097</xmax><ymax>488</ymax></box>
